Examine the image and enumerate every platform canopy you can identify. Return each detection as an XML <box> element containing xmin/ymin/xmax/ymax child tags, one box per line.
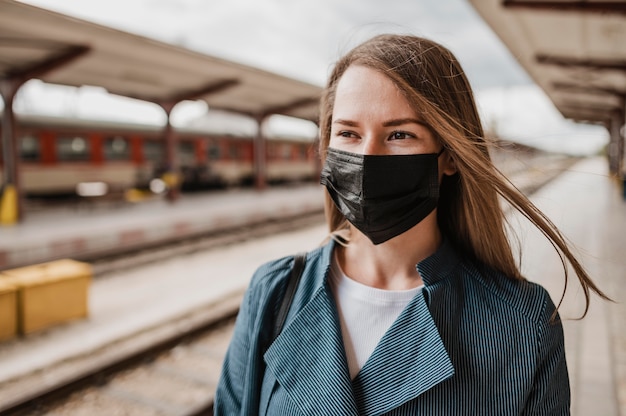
<box><xmin>468</xmin><ymin>0</ymin><xmax>626</xmax><ymax>126</ymax></box>
<box><xmin>0</xmin><ymin>0</ymin><xmax>322</xmax><ymax>122</ymax></box>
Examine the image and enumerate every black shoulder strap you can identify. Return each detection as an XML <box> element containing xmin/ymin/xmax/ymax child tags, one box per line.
<box><xmin>272</xmin><ymin>252</ymin><xmax>306</xmax><ymax>343</ymax></box>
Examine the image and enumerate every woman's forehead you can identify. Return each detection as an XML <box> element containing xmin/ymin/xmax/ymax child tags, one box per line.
<box><xmin>332</xmin><ymin>65</ymin><xmax>420</xmax><ymax>122</ymax></box>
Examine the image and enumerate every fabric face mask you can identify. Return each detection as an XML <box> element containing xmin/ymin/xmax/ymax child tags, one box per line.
<box><xmin>320</xmin><ymin>147</ymin><xmax>443</xmax><ymax>245</ymax></box>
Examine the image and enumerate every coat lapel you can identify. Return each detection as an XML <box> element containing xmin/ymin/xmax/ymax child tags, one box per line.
<box><xmin>352</xmin><ymin>291</ymin><xmax>454</xmax><ymax>416</ymax></box>
<box><xmin>264</xmin><ymin>284</ymin><xmax>359</xmax><ymax>415</ymax></box>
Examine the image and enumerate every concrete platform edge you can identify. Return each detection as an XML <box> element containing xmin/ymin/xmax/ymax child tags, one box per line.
<box><xmin>0</xmin><ymin>289</ymin><xmax>244</xmax><ymax>412</ymax></box>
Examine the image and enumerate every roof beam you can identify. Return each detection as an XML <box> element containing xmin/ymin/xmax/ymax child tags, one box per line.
<box><xmin>261</xmin><ymin>96</ymin><xmax>320</xmax><ymax>119</ymax></box>
<box><xmin>536</xmin><ymin>54</ymin><xmax>626</xmax><ymax>72</ymax></box>
<box><xmin>167</xmin><ymin>78</ymin><xmax>240</xmax><ymax>103</ymax></box>
<box><xmin>503</xmin><ymin>1</ymin><xmax>626</xmax><ymax>15</ymax></box>
<box><xmin>552</xmin><ymin>82</ymin><xmax>626</xmax><ymax>98</ymax></box>
<box><xmin>561</xmin><ymin>102</ymin><xmax>622</xmax><ymax>111</ymax></box>
<box><xmin>562</xmin><ymin>108</ymin><xmax>611</xmax><ymax>122</ymax></box>
<box><xmin>0</xmin><ymin>37</ymin><xmax>73</xmax><ymax>49</ymax></box>
<box><xmin>138</xmin><ymin>78</ymin><xmax>240</xmax><ymax>107</ymax></box>
<box><xmin>214</xmin><ymin>97</ymin><xmax>320</xmax><ymax>122</ymax></box>
<box><xmin>561</xmin><ymin>103</ymin><xmax>623</xmax><ymax>119</ymax></box>
<box><xmin>3</xmin><ymin>43</ymin><xmax>90</xmax><ymax>82</ymax></box>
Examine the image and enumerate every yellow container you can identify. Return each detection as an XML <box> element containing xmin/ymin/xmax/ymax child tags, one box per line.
<box><xmin>1</xmin><ymin>259</ymin><xmax>91</xmax><ymax>335</ymax></box>
<box><xmin>0</xmin><ymin>280</ymin><xmax>17</xmax><ymax>341</ymax></box>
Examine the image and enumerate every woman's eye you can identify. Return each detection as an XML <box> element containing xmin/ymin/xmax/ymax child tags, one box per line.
<box><xmin>389</xmin><ymin>131</ymin><xmax>413</xmax><ymax>141</ymax></box>
<box><xmin>338</xmin><ymin>131</ymin><xmax>356</xmax><ymax>138</ymax></box>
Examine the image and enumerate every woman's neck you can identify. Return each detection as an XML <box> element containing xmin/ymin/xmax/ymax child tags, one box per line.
<box><xmin>336</xmin><ymin>211</ymin><xmax>441</xmax><ymax>290</ymax></box>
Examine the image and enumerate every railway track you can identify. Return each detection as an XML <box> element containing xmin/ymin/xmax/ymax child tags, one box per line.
<box><xmin>0</xmin><ymin>211</ymin><xmax>331</xmax><ymax>416</ymax></box>
<box><xmin>0</xmin><ymin>213</ymin><xmax>330</xmax><ymax>416</ymax></box>
<box><xmin>0</xmin><ymin>292</ymin><xmax>240</xmax><ymax>416</ymax></box>
<box><xmin>88</xmin><ymin>210</ymin><xmax>326</xmax><ymax>278</ymax></box>
<box><xmin>32</xmin><ymin>319</ymin><xmax>235</xmax><ymax>416</ymax></box>
<box><xmin>0</xmin><ymin>154</ymin><xmax>581</xmax><ymax>416</ymax></box>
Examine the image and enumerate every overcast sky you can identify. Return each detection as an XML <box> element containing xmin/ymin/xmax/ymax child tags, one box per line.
<box><xmin>15</xmin><ymin>0</ymin><xmax>608</xmax><ymax>155</ymax></box>
<box><xmin>21</xmin><ymin>0</ymin><xmax>531</xmax><ymax>87</ymax></box>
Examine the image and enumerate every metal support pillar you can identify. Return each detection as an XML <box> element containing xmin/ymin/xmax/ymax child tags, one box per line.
<box><xmin>158</xmin><ymin>102</ymin><xmax>180</xmax><ymax>202</ymax></box>
<box><xmin>254</xmin><ymin>115</ymin><xmax>268</xmax><ymax>190</ymax></box>
<box><xmin>1</xmin><ymin>79</ymin><xmax>22</xmax><ymax>224</ymax></box>
<box><xmin>0</xmin><ymin>43</ymin><xmax>89</xmax><ymax>224</ymax></box>
<box><xmin>606</xmin><ymin>114</ymin><xmax>620</xmax><ymax>176</ymax></box>
<box><xmin>608</xmin><ymin>118</ymin><xmax>618</xmax><ymax>176</ymax></box>
<box><xmin>620</xmin><ymin>126</ymin><xmax>625</xmax><ymax>180</ymax></box>
<box><xmin>606</xmin><ymin>108</ymin><xmax>626</xmax><ymax>198</ymax></box>
<box><xmin>621</xmin><ymin>107</ymin><xmax>626</xmax><ymax>199</ymax></box>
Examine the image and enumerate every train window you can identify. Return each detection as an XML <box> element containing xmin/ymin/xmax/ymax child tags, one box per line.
<box><xmin>299</xmin><ymin>146</ymin><xmax>308</xmax><ymax>160</ymax></box>
<box><xmin>57</xmin><ymin>136</ymin><xmax>90</xmax><ymax>161</ymax></box>
<box><xmin>177</xmin><ymin>141</ymin><xmax>195</xmax><ymax>165</ymax></box>
<box><xmin>229</xmin><ymin>143</ymin><xmax>239</xmax><ymax>159</ymax></box>
<box><xmin>208</xmin><ymin>143</ymin><xmax>221</xmax><ymax>160</ymax></box>
<box><xmin>144</xmin><ymin>140</ymin><xmax>164</xmax><ymax>162</ymax></box>
<box><xmin>267</xmin><ymin>144</ymin><xmax>276</xmax><ymax>159</ymax></box>
<box><xmin>282</xmin><ymin>144</ymin><xmax>291</xmax><ymax>160</ymax></box>
<box><xmin>104</xmin><ymin>136</ymin><xmax>130</xmax><ymax>160</ymax></box>
<box><xmin>20</xmin><ymin>135</ymin><xmax>40</xmax><ymax>161</ymax></box>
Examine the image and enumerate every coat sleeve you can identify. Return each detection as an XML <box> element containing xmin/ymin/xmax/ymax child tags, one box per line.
<box><xmin>214</xmin><ymin>281</ymin><xmax>257</xmax><ymax>415</ymax></box>
<box><xmin>214</xmin><ymin>258</ymin><xmax>291</xmax><ymax>416</ymax></box>
<box><xmin>522</xmin><ymin>293</ymin><xmax>570</xmax><ymax>415</ymax></box>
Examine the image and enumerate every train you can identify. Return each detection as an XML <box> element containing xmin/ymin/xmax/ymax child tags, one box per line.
<box><xmin>0</xmin><ymin>114</ymin><xmax>319</xmax><ymax>198</ymax></box>
<box><xmin>0</xmin><ymin>113</ymin><xmax>569</xmax><ymax>200</ymax></box>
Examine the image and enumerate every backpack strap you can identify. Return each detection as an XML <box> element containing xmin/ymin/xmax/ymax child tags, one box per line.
<box><xmin>271</xmin><ymin>252</ymin><xmax>306</xmax><ymax>343</ymax></box>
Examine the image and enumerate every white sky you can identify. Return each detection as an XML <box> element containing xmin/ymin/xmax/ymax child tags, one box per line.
<box><xmin>13</xmin><ymin>0</ymin><xmax>609</xmax><ymax>155</ymax></box>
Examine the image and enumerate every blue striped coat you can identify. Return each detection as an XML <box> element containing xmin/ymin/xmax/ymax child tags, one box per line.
<box><xmin>215</xmin><ymin>239</ymin><xmax>570</xmax><ymax>415</ymax></box>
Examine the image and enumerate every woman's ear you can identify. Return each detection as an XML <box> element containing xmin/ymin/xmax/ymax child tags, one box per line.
<box><xmin>441</xmin><ymin>151</ymin><xmax>457</xmax><ymax>176</ymax></box>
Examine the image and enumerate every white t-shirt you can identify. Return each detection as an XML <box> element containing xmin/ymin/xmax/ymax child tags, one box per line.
<box><xmin>328</xmin><ymin>252</ymin><xmax>423</xmax><ymax>379</ymax></box>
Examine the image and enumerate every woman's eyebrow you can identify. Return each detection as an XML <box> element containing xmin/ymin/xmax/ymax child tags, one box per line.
<box><xmin>332</xmin><ymin>119</ymin><xmax>359</xmax><ymax>127</ymax></box>
<box><xmin>332</xmin><ymin>118</ymin><xmax>425</xmax><ymax>127</ymax></box>
<box><xmin>382</xmin><ymin>118</ymin><xmax>425</xmax><ymax>127</ymax></box>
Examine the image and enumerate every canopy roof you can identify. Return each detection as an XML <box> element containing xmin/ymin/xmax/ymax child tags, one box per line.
<box><xmin>0</xmin><ymin>0</ymin><xmax>322</xmax><ymax>122</ymax></box>
<box><xmin>468</xmin><ymin>0</ymin><xmax>626</xmax><ymax>125</ymax></box>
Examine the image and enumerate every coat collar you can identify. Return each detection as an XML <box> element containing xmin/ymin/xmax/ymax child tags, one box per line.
<box><xmin>264</xmin><ymin>238</ymin><xmax>457</xmax><ymax>416</ymax></box>
<box><xmin>352</xmin><ymin>290</ymin><xmax>454</xmax><ymax>415</ymax></box>
<box><xmin>417</xmin><ymin>236</ymin><xmax>461</xmax><ymax>287</ymax></box>
<box><xmin>263</xmin><ymin>282</ymin><xmax>359</xmax><ymax>415</ymax></box>
<box><xmin>417</xmin><ymin>237</ymin><xmax>462</xmax><ymax>308</ymax></box>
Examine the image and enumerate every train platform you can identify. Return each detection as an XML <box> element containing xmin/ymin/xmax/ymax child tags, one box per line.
<box><xmin>0</xmin><ymin>157</ymin><xmax>625</xmax><ymax>415</ymax></box>
<box><xmin>0</xmin><ymin>184</ymin><xmax>325</xmax><ymax>271</ymax></box>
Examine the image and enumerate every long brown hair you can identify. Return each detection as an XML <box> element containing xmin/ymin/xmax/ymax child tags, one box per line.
<box><xmin>319</xmin><ymin>34</ymin><xmax>608</xmax><ymax>316</ymax></box>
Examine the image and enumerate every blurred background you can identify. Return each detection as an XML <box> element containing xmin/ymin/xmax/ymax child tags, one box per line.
<box><xmin>7</xmin><ymin>0</ymin><xmax>610</xmax><ymax>155</ymax></box>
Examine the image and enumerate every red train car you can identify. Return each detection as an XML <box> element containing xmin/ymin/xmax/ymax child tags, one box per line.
<box><xmin>0</xmin><ymin>114</ymin><xmax>318</xmax><ymax>197</ymax></box>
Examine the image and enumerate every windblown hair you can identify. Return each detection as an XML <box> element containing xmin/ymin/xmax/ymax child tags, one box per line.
<box><xmin>319</xmin><ymin>34</ymin><xmax>608</xmax><ymax>316</ymax></box>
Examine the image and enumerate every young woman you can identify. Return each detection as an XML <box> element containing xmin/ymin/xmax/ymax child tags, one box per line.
<box><xmin>215</xmin><ymin>34</ymin><xmax>607</xmax><ymax>415</ymax></box>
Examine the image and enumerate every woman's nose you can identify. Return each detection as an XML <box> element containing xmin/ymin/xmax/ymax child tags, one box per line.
<box><xmin>361</xmin><ymin>137</ymin><xmax>385</xmax><ymax>155</ymax></box>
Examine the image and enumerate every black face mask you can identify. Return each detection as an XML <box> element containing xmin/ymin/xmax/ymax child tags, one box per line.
<box><xmin>320</xmin><ymin>147</ymin><xmax>443</xmax><ymax>245</ymax></box>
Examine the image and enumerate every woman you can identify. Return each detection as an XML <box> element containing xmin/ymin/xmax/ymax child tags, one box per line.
<box><xmin>215</xmin><ymin>34</ymin><xmax>607</xmax><ymax>415</ymax></box>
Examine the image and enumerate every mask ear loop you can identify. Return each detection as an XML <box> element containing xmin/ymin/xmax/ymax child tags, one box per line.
<box><xmin>436</xmin><ymin>147</ymin><xmax>446</xmax><ymax>157</ymax></box>
<box><xmin>330</xmin><ymin>231</ymin><xmax>350</xmax><ymax>247</ymax></box>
